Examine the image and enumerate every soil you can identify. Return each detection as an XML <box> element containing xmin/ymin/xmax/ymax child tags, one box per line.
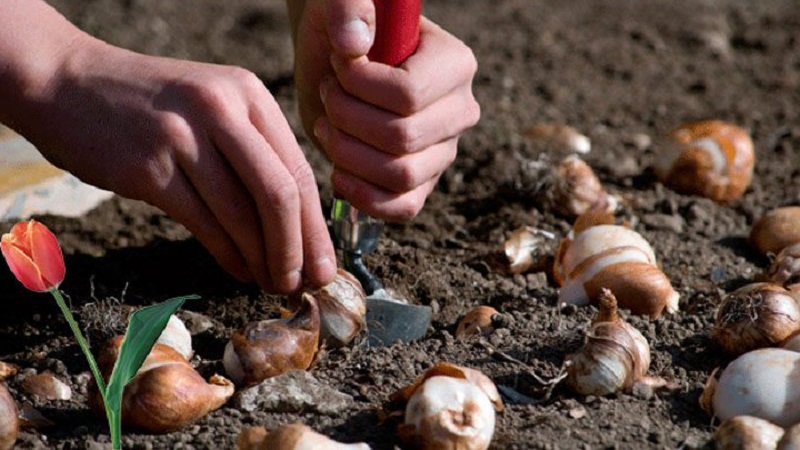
<box><xmin>3</xmin><ymin>0</ymin><xmax>800</xmax><ymax>448</ymax></box>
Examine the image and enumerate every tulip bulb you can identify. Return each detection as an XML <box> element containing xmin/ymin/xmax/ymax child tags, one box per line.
<box><xmin>455</xmin><ymin>306</ymin><xmax>499</xmax><ymax>340</ymax></box>
<box><xmin>293</xmin><ymin>269</ymin><xmax>366</xmax><ymax>348</ymax></box>
<box><xmin>0</xmin><ymin>383</ymin><xmax>18</xmax><ymax>450</ymax></box>
<box><xmin>525</xmin><ymin>123</ymin><xmax>591</xmax><ymax>155</ymax></box>
<box><xmin>549</xmin><ymin>156</ymin><xmax>615</xmax><ymax>218</ymax></box>
<box><xmin>503</xmin><ymin>226</ymin><xmax>554</xmax><ymax>275</ymax></box>
<box><xmin>555</xmin><ymin>225</ymin><xmax>679</xmax><ymax>318</ymax></box>
<box><xmin>566</xmin><ymin>289</ymin><xmax>651</xmax><ymax>395</ymax></box>
<box><xmin>156</xmin><ymin>314</ymin><xmax>193</xmax><ymax>361</ymax></box>
<box><xmin>654</xmin><ymin>120</ymin><xmax>754</xmax><ymax>203</ymax></box>
<box><xmin>90</xmin><ymin>336</ymin><xmax>234</xmax><ymax>433</ymax></box>
<box><xmin>241</xmin><ymin>423</ymin><xmax>371</xmax><ymax>450</ymax></box>
<box><xmin>766</xmin><ymin>242</ymin><xmax>800</xmax><ymax>288</ymax></box>
<box><xmin>224</xmin><ymin>293</ymin><xmax>320</xmax><ymax>385</ymax></box>
<box><xmin>554</xmin><ymin>224</ymin><xmax>656</xmax><ymax>286</ymax></box>
<box><xmin>750</xmin><ymin>207</ymin><xmax>800</xmax><ymax>256</ymax></box>
<box><xmin>709</xmin><ymin>348</ymin><xmax>800</xmax><ymax>427</ymax></box>
<box><xmin>21</xmin><ymin>371</ymin><xmax>72</xmax><ymax>401</ymax></box>
<box><xmin>713</xmin><ymin>283</ymin><xmax>800</xmax><ymax>356</ymax></box>
<box><xmin>391</xmin><ymin>363</ymin><xmax>503</xmax><ymax>450</ymax></box>
<box><xmin>714</xmin><ymin>416</ymin><xmax>784</xmax><ymax>450</ymax></box>
<box><xmin>778</xmin><ymin>423</ymin><xmax>800</xmax><ymax>449</ymax></box>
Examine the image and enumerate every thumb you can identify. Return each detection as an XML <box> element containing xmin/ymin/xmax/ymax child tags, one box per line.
<box><xmin>325</xmin><ymin>0</ymin><xmax>375</xmax><ymax>58</ymax></box>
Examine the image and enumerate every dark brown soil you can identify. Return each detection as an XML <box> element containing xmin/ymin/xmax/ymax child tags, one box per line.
<box><xmin>3</xmin><ymin>0</ymin><xmax>800</xmax><ymax>448</ymax></box>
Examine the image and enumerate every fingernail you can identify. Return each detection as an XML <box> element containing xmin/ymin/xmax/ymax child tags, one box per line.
<box><xmin>343</xmin><ymin>18</ymin><xmax>373</xmax><ymax>53</ymax></box>
<box><xmin>283</xmin><ymin>269</ymin><xmax>302</xmax><ymax>293</ymax></box>
<box><xmin>313</xmin><ymin>118</ymin><xmax>328</xmax><ymax>144</ymax></box>
<box><xmin>315</xmin><ymin>255</ymin><xmax>337</xmax><ymax>282</ymax></box>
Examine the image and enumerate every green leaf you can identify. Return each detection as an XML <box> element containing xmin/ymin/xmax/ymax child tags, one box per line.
<box><xmin>104</xmin><ymin>295</ymin><xmax>198</xmax><ymax>417</ymax></box>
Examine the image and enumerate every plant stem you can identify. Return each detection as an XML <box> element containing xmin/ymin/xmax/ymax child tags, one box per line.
<box><xmin>50</xmin><ymin>288</ymin><xmax>120</xmax><ymax>450</ymax></box>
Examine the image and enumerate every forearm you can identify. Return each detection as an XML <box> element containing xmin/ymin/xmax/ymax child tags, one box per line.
<box><xmin>0</xmin><ymin>0</ymin><xmax>90</xmax><ymax>129</ymax></box>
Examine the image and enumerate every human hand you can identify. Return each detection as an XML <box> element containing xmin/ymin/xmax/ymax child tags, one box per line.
<box><xmin>20</xmin><ymin>37</ymin><xmax>337</xmax><ymax>294</ymax></box>
<box><xmin>292</xmin><ymin>0</ymin><xmax>480</xmax><ymax>220</ymax></box>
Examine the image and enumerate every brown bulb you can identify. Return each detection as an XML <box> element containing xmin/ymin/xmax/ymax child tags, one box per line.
<box><xmin>713</xmin><ymin>283</ymin><xmax>800</xmax><ymax>356</ymax></box>
<box><xmin>224</xmin><ymin>293</ymin><xmax>320</xmax><ymax>385</ymax></box>
<box><xmin>455</xmin><ymin>306</ymin><xmax>499</xmax><ymax>340</ymax></box>
<box><xmin>89</xmin><ymin>336</ymin><xmax>234</xmax><ymax>434</ymax></box>
<box><xmin>256</xmin><ymin>423</ymin><xmax>370</xmax><ymax>450</ymax></box>
<box><xmin>0</xmin><ymin>383</ymin><xmax>18</xmax><ymax>450</ymax></box>
<box><xmin>549</xmin><ymin>156</ymin><xmax>614</xmax><ymax>218</ymax></box>
<box><xmin>294</xmin><ymin>269</ymin><xmax>366</xmax><ymax>348</ymax></box>
<box><xmin>715</xmin><ymin>416</ymin><xmax>784</xmax><ymax>450</ymax></box>
<box><xmin>766</xmin><ymin>242</ymin><xmax>800</xmax><ymax>288</ymax></box>
<box><xmin>654</xmin><ymin>120</ymin><xmax>754</xmax><ymax>203</ymax></box>
<box><xmin>566</xmin><ymin>289</ymin><xmax>651</xmax><ymax>395</ymax></box>
<box><xmin>750</xmin><ymin>207</ymin><xmax>800</xmax><ymax>255</ymax></box>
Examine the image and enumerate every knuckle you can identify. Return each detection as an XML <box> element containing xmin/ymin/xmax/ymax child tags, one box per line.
<box><xmin>392</xmin><ymin>162</ymin><xmax>421</xmax><ymax>192</ymax></box>
<box><xmin>287</xmin><ymin>160</ymin><xmax>318</xmax><ymax>192</ymax></box>
<box><xmin>262</xmin><ymin>175</ymin><xmax>300</xmax><ymax>210</ymax></box>
<box><xmin>388</xmin><ymin>120</ymin><xmax>423</xmax><ymax>154</ymax></box>
<box><xmin>465</xmin><ymin>97</ymin><xmax>481</xmax><ymax>128</ymax></box>
<box><xmin>158</xmin><ymin>113</ymin><xmax>194</xmax><ymax>147</ymax></box>
<box><xmin>394</xmin><ymin>196</ymin><xmax>424</xmax><ymax>221</ymax></box>
<box><xmin>395</xmin><ymin>77</ymin><xmax>427</xmax><ymax>115</ymax></box>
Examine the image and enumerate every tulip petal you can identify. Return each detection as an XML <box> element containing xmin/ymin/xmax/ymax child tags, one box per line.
<box><xmin>1</xmin><ymin>239</ymin><xmax>48</xmax><ymax>292</ymax></box>
<box><xmin>27</xmin><ymin>221</ymin><xmax>65</xmax><ymax>289</ymax></box>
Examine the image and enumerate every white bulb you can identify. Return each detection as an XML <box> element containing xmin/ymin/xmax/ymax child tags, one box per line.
<box><xmin>713</xmin><ymin>348</ymin><xmax>800</xmax><ymax>427</ymax></box>
<box><xmin>405</xmin><ymin>376</ymin><xmax>496</xmax><ymax>450</ymax></box>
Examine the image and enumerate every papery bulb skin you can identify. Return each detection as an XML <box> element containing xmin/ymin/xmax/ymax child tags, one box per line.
<box><xmin>767</xmin><ymin>242</ymin><xmax>800</xmax><ymax>287</ymax></box>
<box><xmin>1</xmin><ymin>219</ymin><xmax>65</xmax><ymax>292</ymax></box>
<box><xmin>224</xmin><ymin>293</ymin><xmax>320</xmax><ymax>385</ymax></box>
<box><xmin>455</xmin><ymin>306</ymin><xmax>499</xmax><ymax>340</ymax></box>
<box><xmin>549</xmin><ymin>156</ymin><xmax>612</xmax><ymax>218</ymax></box>
<box><xmin>504</xmin><ymin>226</ymin><xmax>553</xmax><ymax>275</ymax></box>
<box><xmin>750</xmin><ymin>207</ymin><xmax>800</xmax><ymax>256</ymax></box>
<box><xmin>90</xmin><ymin>336</ymin><xmax>234</xmax><ymax>434</ymax></box>
<box><xmin>297</xmin><ymin>269</ymin><xmax>366</xmax><ymax>348</ymax></box>
<box><xmin>400</xmin><ymin>376</ymin><xmax>496</xmax><ymax>450</ymax></box>
<box><xmin>0</xmin><ymin>383</ymin><xmax>18</xmax><ymax>450</ymax></box>
<box><xmin>713</xmin><ymin>348</ymin><xmax>800</xmax><ymax>427</ymax></box>
<box><xmin>21</xmin><ymin>371</ymin><xmax>72</xmax><ymax>401</ymax></box>
<box><xmin>258</xmin><ymin>423</ymin><xmax>371</xmax><ymax>450</ymax></box>
<box><xmin>567</xmin><ymin>289</ymin><xmax>651</xmax><ymax>395</ymax></box>
<box><xmin>558</xmin><ymin>246</ymin><xmax>679</xmax><ymax>318</ymax></box>
<box><xmin>713</xmin><ymin>283</ymin><xmax>800</xmax><ymax>356</ymax></box>
<box><xmin>778</xmin><ymin>423</ymin><xmax>800</xmax><ymax>450</ymax></box>
<box><xmin>525</xmin><ymin>123</ymin><xmax>591</xmax><ymax>155</ymax></box>
<box><xmin>156</xmin><ymin>314</ymin><xmax>193</xmax><ymax>361</ymax></box>
<box><xmin>554</xmin><ymin>224</ymin><xmax>656</xmax><ymax>286</ymax></box>
<box><xmin>715</xmin><ymin>416</ymin><xmax>784</xmax><ymax>450</ymax></box>
<box><xmin>654</xmin><ymin>120</ymin><xmax>754</xmax><ymax>203</ymax></box>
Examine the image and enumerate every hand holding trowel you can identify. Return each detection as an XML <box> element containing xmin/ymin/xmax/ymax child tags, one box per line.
<box><xmin>330</xmin><ymin>0</ymin><xmax>432</xmax><ymax>347</ymax></box>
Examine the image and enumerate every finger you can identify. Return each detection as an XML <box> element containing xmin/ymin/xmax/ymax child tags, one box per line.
<box><xmin>321</xmin><ymin>76</ymin><xmax>479</xmax><ymax>155</ymax></box>
<box><xmin>208</xmin><ymin>116</ymin><xmax>306</xmax><ymax>294</ymax></box>
<box><xmin>330</xmin><ymin>17</ymin><xmax>478</xmax><ymax>114</ymax></box>
<box><xmin>331</xmin><ymin>167</ymin><xmax>440</xmax><ymax>221</ymax></box>
<box><xmin>153</xmin><ymin>166</ymin><xmax>253</xmax><ymax>284</ymax></box>
<box><xmin>324</xmin><ymin>0</ymin><xmax>376</xmax><ymax>57</ymax></box>
<box><xmin>315</xmin><ymin>116</ymin><xmax>456</xmax><ymax>193</ymax></box>
<box><xmin>173</xmin><ymin>130</ymin><xmax>269</xmax><ymax>288</ymax></box>
<box><xmin>248</xmin><ymin>96</ymin><xmax>337</xmax><ymax>290</ymax></box>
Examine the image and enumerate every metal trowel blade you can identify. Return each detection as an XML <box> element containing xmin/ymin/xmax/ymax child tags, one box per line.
<box><xmin>365</xmin><ymin>289</ymin><xmax>432</xmax><ymax>347</ymax></box>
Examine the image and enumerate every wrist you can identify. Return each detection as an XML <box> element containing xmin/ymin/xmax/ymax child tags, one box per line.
<box><xmin>0</xmin><ymin>1</ymin><xmax>97</xmax><ymax>127</ymax></box>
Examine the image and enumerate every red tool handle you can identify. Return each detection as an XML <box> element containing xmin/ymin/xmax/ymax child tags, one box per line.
<box><xmin>367</xmin><ymin>0</ymin><xmax>421</xmax><ymax>66</ymax></box>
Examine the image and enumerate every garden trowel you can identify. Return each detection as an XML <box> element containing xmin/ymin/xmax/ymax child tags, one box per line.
<box><xmin>330</xmin><ymin>0</ymin><xmax>432</xmax><ymax>347</ymax></box>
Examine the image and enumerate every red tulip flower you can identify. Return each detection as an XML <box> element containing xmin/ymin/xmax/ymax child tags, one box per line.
<box><xmin>1</xmin><ymin>220</ymin><xmax>65</xmax><ymax>292</ymax></box>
